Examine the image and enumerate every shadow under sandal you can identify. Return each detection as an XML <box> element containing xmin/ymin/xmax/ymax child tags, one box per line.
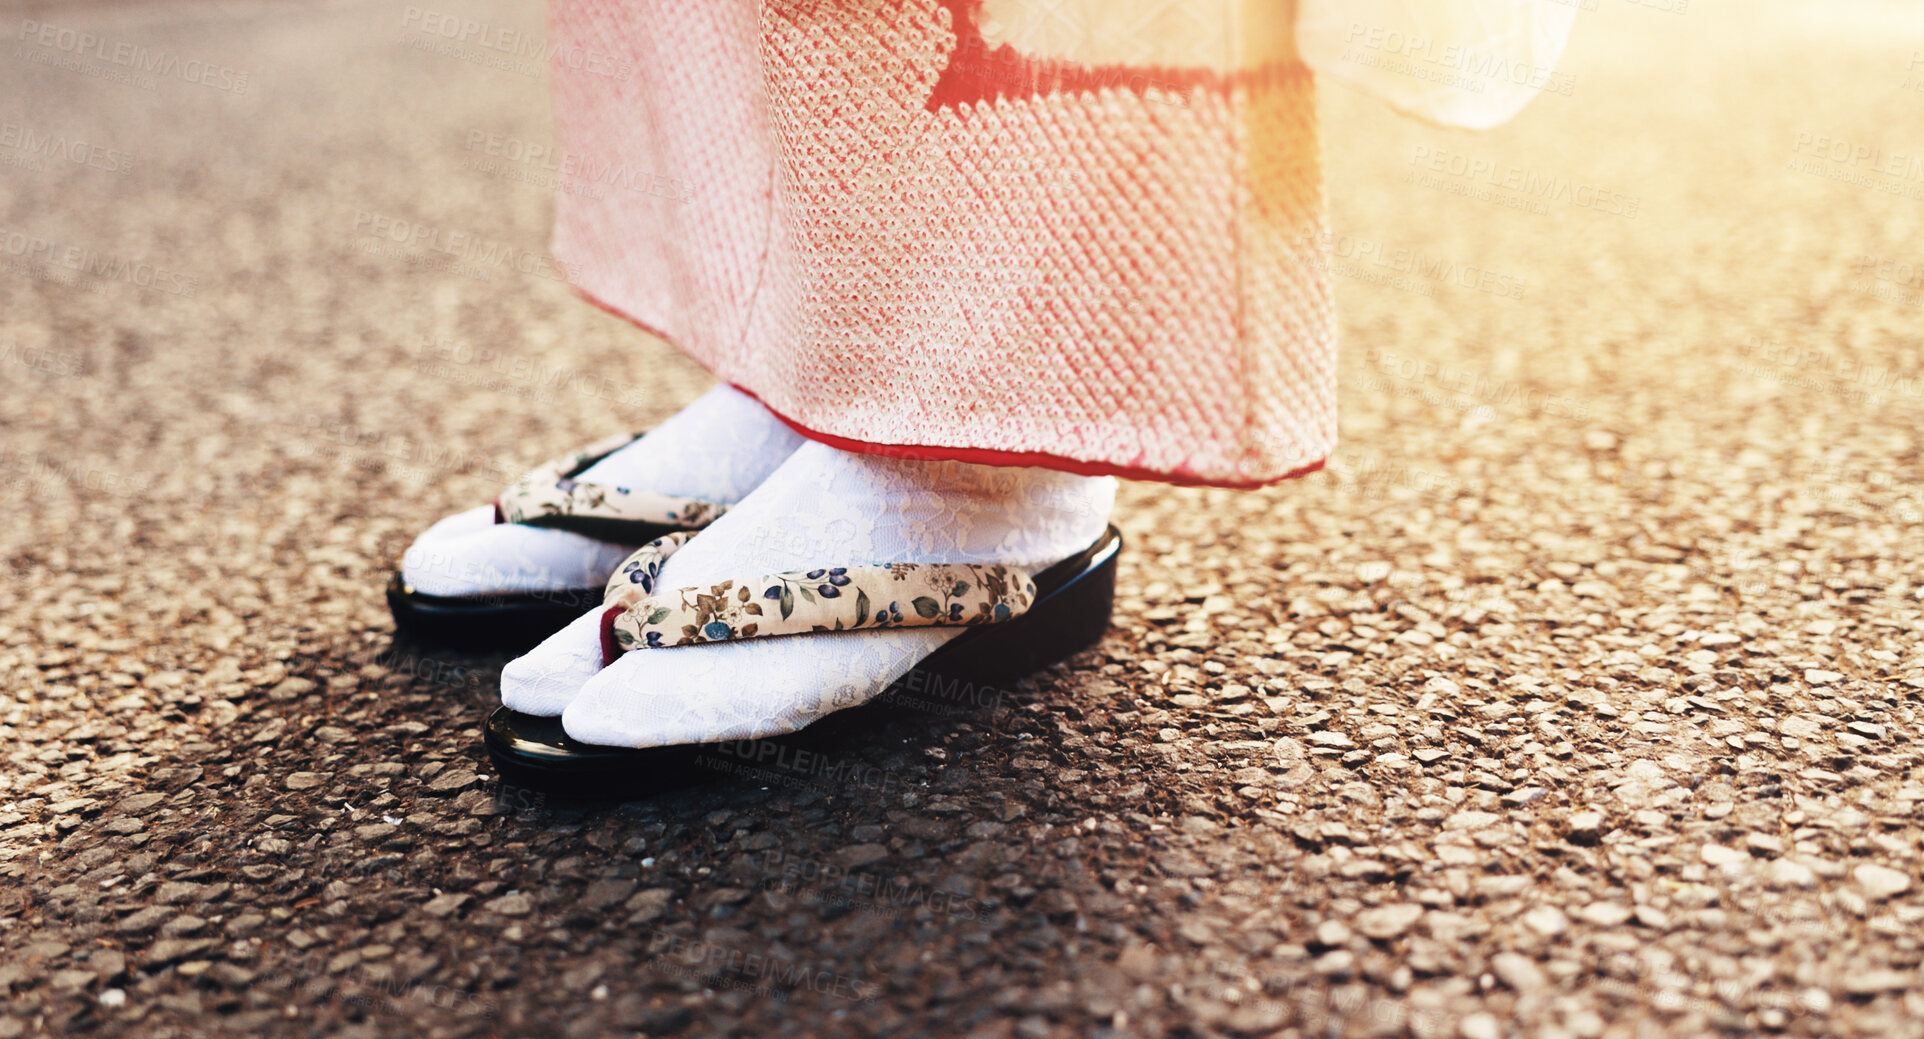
<box><xmin>387</xmin><ymin>432</ymin><xmax>730</xmax><ymax>652</ymax></box>
<box><xmin>484</xmin><ymin>525</ymin><xmax>1123</xmax><ymax>798</ymax></box>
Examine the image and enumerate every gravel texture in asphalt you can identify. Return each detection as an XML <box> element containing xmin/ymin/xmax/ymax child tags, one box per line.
<box><xmin>3</xmin><ymin>1</ymin><xmax>1923</xmax><ymax>1036</ymax></box>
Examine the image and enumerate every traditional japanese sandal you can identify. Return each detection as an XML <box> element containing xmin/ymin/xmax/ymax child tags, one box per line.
<box><xmin>387</xmin><ymin>432</ymin><xmax>730</xmax><ymax>652</ymax></box>
<box><xmin>483</xmin><ymin>525</ymin><xmax>1123</xmax><ymax>798</ymax></box>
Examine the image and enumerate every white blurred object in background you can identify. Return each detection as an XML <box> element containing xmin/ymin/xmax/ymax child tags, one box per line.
<box><xmin>1297</xmin><ymin>0</ymin><xmax>1580</xmax><ymax>128</ymax></box>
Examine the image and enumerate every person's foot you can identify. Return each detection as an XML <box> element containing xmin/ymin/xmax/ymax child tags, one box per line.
<box><xmin>399</xmin><ymin>385</ymin><xmax>805</xmax><ymax>598</ymax></box>
<box><xmin>498</xmin><ymin>441</ymin><xmax>1117</xmax><ymax>747</ymax></box>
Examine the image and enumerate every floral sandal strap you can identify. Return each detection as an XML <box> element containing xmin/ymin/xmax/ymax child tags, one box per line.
<box><xmin>493</xmin><ymin>432</ymin><xmax>727</xmax><ymax>540</ymax></box>
<box><xmin>597</xmin><ymin>533</ymin><xmax>1039</xmax><ymax>662</ymax></box>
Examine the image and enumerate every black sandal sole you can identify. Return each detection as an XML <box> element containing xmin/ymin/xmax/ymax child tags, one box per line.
<box><xmin>387</xmin><ymin>576</ymin><xmax>608</xmax><ymax>654</ymax></box>
<box><xmin>387</xmin><ymin>508</ymin><xmax>695</xmax><ymax>652</ymax></box>
<box><xmin>482</xmin><ymin>525</ymin><xmax>1123</xmax><ymax>799</ymax></box>
<box><xmin>387</xmin><ymin>428</ymin><xmax>686</xmax><ymax>654</ymax></box>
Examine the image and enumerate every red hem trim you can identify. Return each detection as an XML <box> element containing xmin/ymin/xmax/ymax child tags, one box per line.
<box><xmin>927</xmin><ymin>0</ymin><xmax>1233</xmax><ymax>113</ymax></box>
<box><xmin>567</xmin><ymin>286</ymin><xmax>1326</xmax><ymax>490</ymax></box>
<box><xmin>733</xmin><ymin>383</ymin><xmax>1326</xmax><ymax>490</ymax></box>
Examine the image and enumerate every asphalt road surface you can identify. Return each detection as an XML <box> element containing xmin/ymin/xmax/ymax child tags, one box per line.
<box><xmin>4</xmin><ymin>0</ymin><xmax>1923</xmax><ymax>1036</ymax></box>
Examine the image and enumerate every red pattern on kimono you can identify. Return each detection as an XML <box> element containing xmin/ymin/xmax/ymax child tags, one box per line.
<box><xmin>548</xmin><ymin>0</ymin><xmax>1335</xmax><ymax>487</ymax></box>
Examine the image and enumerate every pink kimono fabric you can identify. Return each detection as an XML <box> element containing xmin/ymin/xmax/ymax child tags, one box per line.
<box><xmin>548</xmin><ymin>1</ymin><xmax>1335</xmax><ymax>487</ymax></box>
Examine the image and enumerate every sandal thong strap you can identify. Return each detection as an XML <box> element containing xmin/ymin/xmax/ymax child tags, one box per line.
<box><xmin>494</xmin><ymin>432</ymin><xmax>727</xmax><ymax>538</ymax></box>
<box><xmin>599</xmin><ymin>533</ymin><xmax>1039</xmax><ymax>657</ymax></box>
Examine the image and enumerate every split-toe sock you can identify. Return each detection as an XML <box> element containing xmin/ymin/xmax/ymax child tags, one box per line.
<box><xmin>399</xmin><ymin>384</ymin><xmax>803</xmax><ymax>600</ymax></box>
<box><xmin>499</xmin><ymin>440</ymin><xmax>1117</xmax><ymax>748</ymax></box>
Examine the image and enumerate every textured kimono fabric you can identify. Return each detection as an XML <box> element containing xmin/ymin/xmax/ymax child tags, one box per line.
<box><xmin>548</xmin><ymin>0</ymin><xmax>1339</xmax><ymax>488</ymax></box>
